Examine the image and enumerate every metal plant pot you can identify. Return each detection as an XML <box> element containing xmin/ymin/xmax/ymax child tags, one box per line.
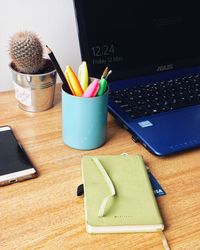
<box><xmin>10</xmin><ymin>59</ymin><xmax>57</xmax><ymax>112</ymax></box>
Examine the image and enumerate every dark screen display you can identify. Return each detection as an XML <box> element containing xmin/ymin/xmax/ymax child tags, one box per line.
<box><xmin>74</xmin><ymin>0</ymin><xmax>200</xmax><ymax>79</ymax></box>
<box><xmin>0</xmin><ymin>129</ymin><xmax>33</xmax><ymax>175</ymax></box>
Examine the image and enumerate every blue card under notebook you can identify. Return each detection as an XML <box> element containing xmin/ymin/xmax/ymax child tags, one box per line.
<box><xmin>148</xmin><ymin>172</ymin><xmax>166</xmax><ymax>197</ymax></box>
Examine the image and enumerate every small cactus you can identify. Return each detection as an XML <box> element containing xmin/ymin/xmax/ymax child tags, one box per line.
<box><xmin>9</xmin><ymin>31</ymin><xmax>44</xmax><ymax>74</ymax></box>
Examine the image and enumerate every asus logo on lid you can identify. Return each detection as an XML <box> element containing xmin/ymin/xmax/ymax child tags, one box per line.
<box><xmin>156</xmin><ymin>64</ymin><xmax>174</xmax><ymax>72</ymax></box>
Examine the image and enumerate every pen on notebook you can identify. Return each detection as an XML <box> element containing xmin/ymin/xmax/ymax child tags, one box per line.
<box><xmin>46</xmin><ymin>45</ymin><xmax>73</xmax><ymax>95</ymax></box>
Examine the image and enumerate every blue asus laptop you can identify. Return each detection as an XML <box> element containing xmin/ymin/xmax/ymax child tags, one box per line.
<box><xmin>74</xmin><ymin>0</ymin><xmax>200</xmax><ymax>156</ymax></box>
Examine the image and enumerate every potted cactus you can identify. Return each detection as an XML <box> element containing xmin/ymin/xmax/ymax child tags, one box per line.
<box><xmin>9</xmin><ymin>31</ymin><xmax>57</xmax><ymax>112</ymax></box>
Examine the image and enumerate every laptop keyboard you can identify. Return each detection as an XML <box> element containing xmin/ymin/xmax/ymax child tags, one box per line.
<box><xmin>109</xmin><ymin>74</ymin><xmax>200</xmax><ymax>119</ymax></box>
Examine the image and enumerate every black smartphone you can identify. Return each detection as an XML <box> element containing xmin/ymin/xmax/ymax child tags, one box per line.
<box><xmin>0</xmin><ymin>126</ymin><xmax>38</xmax><ymax>186</ymax></box>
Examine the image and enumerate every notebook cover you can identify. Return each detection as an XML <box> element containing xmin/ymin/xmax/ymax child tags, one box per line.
<box><xmin>81</xmin><ymin>155</ymin><xmax>163</xmax><ymax>229</ymax></box>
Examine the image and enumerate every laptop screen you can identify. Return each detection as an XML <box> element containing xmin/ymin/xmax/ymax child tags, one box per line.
<box><xmin>74</xmin><ymin>0</ymin><xmax>200</xmax><ymax>80</ymax></box>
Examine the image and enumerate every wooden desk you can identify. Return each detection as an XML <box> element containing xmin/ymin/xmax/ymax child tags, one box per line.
<box><xmin>0</xmin><ymin>85</ymin><xmax>199</xmax><ymax>250</ymax></box>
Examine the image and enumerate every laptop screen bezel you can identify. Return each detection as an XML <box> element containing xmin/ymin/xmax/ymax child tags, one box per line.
<box><xmin>73</xmin><ymin>0</ymin><xmax>200</xmax><ymax>81</ymax></box>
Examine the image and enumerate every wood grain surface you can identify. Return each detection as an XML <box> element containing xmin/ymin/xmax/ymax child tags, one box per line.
<box><xmin>0</xmin><ymin>84</ymin><xmax>200</xmax><ymax>250</ymax></box>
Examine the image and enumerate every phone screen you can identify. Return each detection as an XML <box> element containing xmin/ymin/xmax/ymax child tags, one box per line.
<box><xmin>0</xmin><ymin>127</ymin><xmax>35</xmax><ymax>176</ymax></box>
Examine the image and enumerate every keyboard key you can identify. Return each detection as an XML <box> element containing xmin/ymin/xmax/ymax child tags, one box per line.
<box><xmin>114</xmin><ymin>99</ymin><xmax>123</xmax><ymax>104</ymax></box>
<box><xmin>119</xmin><ymin>103</ymin><xmax>129</xmax><ymax>108</ymax></box>
<box><xmin>109</xmin><ymin>74</ymin><xmax>200</xmax><ymax>119</ymax></box>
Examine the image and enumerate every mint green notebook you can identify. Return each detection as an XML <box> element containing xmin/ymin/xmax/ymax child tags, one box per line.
<box><xmin>81</xmin><ymin>155</ymin><xmax>164</xmax><ymax>234</ymax></box>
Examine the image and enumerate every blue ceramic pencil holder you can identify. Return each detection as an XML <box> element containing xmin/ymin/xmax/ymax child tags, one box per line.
<box><xmin>62</xmin><ymin>84</ymin><xmax>108</xmax><ymax>150</ymax></box>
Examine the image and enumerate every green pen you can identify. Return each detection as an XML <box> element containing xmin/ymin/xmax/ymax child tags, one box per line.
<box><xmin>97</xmin><ymin>78</ymin><xmax>107</xmax><ymax>96</ymax></box>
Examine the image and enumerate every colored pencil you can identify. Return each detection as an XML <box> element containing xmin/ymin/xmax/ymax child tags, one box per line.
<box><xmin>46</xmin><ymin>45</ymin><xmax>72</xmax><ymax>94</ymax></box>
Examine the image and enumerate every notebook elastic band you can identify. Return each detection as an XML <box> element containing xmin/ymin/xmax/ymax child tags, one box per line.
<box><xmin>92</xmin><ymin>157</ymin><xmax>116</xmax><ymax>217</ymax></box>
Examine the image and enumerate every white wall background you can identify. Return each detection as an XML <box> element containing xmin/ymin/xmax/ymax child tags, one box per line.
<box><xmin>0</xmin><ymin>0</ymin><xmax>81</xmax><ymax>91</ymax></box>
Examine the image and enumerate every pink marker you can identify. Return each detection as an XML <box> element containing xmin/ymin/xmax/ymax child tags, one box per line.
<box><xmin>83</xmin><ymin>79</ymin><xmax>100</xmax><ymax>97</ymax></box>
